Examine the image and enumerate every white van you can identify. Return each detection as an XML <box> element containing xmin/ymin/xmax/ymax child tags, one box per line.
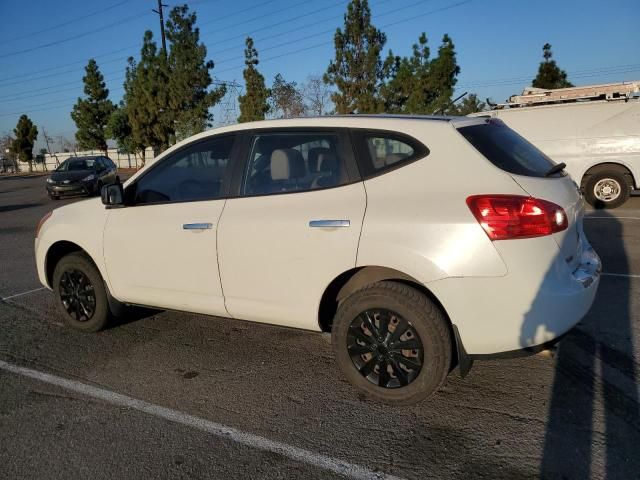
<box><xmin>470</xmin><ymin>82</ymin><xmax>640</xmax><ymax>208</ymax></box>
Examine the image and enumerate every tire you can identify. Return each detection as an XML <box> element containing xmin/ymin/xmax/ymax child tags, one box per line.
<box><xmin>584</xmin><ymin>170</ymin><xmax>630</xmax><ymax>209</ymax></box>
<box><xmin>52</xmin><ymin>252</ymin><xmax>111</xmax><ymax>332</ymax></box>
<box><xmin>332</xmin><ymin>281</ymin><xmax>452</xmax><ymax>406</ymax></box>
<box><xmin>49</xmin><ymin>195</ymin><xmax>60</xmax><ymax>200</ymax></box>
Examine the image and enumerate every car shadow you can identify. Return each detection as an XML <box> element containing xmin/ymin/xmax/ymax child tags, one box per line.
<box><xmin>105</xmin><ymin>306</ymin><xmax>164</xmax><ymax>330</ymax></box>
<box><xmin>0</xmin><ymin>203</ymin><xmax>42</xmax><ymax>213</ymax></box>
<box><xmin>529</xmin><ymin>209</ymin><xmax>640</xmax><ymax>478</ymax></box>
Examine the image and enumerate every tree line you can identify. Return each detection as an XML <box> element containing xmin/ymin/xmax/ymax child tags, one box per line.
<box><xmin>3</xmin><ymin>0</ymin><xmax>574</xmax><ymax>172</ymax></box>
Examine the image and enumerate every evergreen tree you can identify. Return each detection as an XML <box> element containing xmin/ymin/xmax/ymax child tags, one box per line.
<box><xmin>380</xmin><ymin>33</ymin><xmax>460</xmax><ymax>114</ymax></box>
<box><xmin>238</xmin><ymin>37</ymin><xmax>270</xmax><ymax>123</ymax></box>
<box><xmin>426</xmin><ymin>34</ymin><xmax>460</xmax><ymax>113</ymax></box>
<box><xmin>270</xmin><ymin>74</ymin><xmax>305</xmax><ymax>118</ymax></box>
<box><xmin>70</xmin><ymin>59</ymin><xmax>115</xmax><ymax>152</ymax></box>
<box><xmin>448</xmin><ymin>93</ymin><xmax>487</xmax><ymax>116</ymax></box>
<box><xmin>532</xmin><ymin>43</ymin><xmax>573</xmax><ymax>89</ymax></box>
<box><xmin>106</xmin><ymin>106</ymin><xmax>134</xmax><ymax>153</ymax></box>
<box><xmin>324</xmin><ymin>0</ymin><xmax>386</xmax><ymax>114</ymax></box>
<box><xmin>166</xmin><ymin>5</ymin><xmax>226</xmax><ymax>140</ymax></box>
<box><xmin>126</xmin><ymin>32</ymin><xmax>174</xmax><ymax>153</ymax></box>
<box><xmin>10</xmin><ymin>115</ymin><xmax>38</xmax><ymax>172</ymax></box>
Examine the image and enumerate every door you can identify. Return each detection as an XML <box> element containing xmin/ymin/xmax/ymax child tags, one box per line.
<box><xmin>103</xmin><ymin>135</ymin><xmax>237</xmax><ymax>315</ymax></box>
<box><xmin>217</xmin><ymin>130</ymin><xmax>366</xmax><ymax>330</ymax></box>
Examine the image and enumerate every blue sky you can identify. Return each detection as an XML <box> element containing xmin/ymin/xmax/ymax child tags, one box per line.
<box><xmin>0</xmin><ymin>0</ymin><xmax>638</xmax><ymax>150</ymax></box>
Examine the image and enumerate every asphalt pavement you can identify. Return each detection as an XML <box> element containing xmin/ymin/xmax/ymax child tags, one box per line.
<box><xmin>1</xmin><ymin>174</ymin><xmax>639</xmax><ymax>479</ymax></box>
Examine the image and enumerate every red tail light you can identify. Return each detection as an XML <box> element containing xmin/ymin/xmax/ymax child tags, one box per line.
<box><xmin>466</xmin><ymin>195</ymin><xmax>567</xmax><ymax>241</ymax></box>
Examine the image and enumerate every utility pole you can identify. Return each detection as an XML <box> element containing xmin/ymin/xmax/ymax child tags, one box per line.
<box><xmin>153</xmin><ymin>0</ymin><xmax>168</xmax><ymax>56</ymax></box>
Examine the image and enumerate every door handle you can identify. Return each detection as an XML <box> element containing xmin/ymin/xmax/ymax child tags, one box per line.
<box><xmin>309</xmin><ymin>220</ymin><xmax>350</xmax><ymax>228</ymax></box>
<box><xmin>183</xmin><ymin>223</ymin><xmax>213</xmax><ymax>230</ymax></box>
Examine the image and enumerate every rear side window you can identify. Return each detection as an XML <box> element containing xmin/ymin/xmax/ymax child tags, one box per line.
<box><xmin>353</xmin><ymin>131</ymin><xmax>428</xmax><ymax>178</ymax></box>
<box><xmin>242</xmin><ymin>132</ymin><xmax>349</xmax><ymax>196</ymax></box>
<box><xmin>458</xmin><ymin>119</ymin><xmax>561</xmax><ymax>178</ymax></box>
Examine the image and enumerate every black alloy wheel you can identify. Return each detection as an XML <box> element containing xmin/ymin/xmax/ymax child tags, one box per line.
<box><xmin>347</xmin><ymin>309</ymin><xmax>424</xmax><ymax>389</ymax></box>
<box><xmin>59</xmin><ymin>269</ymin><xmax>96</xmax><ymax>322</ymax></box>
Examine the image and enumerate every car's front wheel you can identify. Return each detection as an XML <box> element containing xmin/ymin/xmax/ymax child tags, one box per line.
<box><xmin>332</xmin><ymin>281</ymin><xmax>452</xmax><ymax>405</ymax></box>
<box><xmin>52</xmin><ymin>252</ymin><xmax>111</xmax><ymax>332</ymax></box>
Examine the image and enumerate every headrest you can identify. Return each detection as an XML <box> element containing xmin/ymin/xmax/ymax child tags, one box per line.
<box><xmin>317</xmin><ymin>152</ymin><xmax>339</xmax><ymax>173</ymax></box>
<box><xmin>307</xmin><ymin>147</ymin><xmax>331</xmax><ymax>173</ymax></box>
<box><xmin>271</xmin><ymin>149</ymin><xmax>306</xmax><ymax>180</ymax></box>
<box><xmin>385</xmin><ymin>153</ymin><xmax>407</xmax><ymax>165</ymax></box>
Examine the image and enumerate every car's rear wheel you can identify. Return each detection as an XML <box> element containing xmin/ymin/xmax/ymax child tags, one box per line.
<box><xmin>52</xmin><ymin>252</ymin><xmax>110</xmax><ymax>332</ymax></box>
<box><xmin>332</xmin><ymin>281</ymin><xmax>452</xmax><ymax>405</ymax></box>
<box><xmin>49</xmin><ymin>194</ymin><xmax>60</xmax><ymax>200</ymax></box>
<box><xmin>584</xmin><ymin>170</ymin><xmax>630</xmax><ymax>209</ymax></box>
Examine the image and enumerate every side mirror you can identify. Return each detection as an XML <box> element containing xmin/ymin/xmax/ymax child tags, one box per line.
<box><xmin>101</xmin><ymin>183</ymin><xmax>124</xmax><ymax>208</ymax></box>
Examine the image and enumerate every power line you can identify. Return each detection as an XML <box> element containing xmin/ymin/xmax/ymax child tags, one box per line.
<box><xmin>203</xmin><ymin>0</ymin><xmax>350</xmax><ymax>49</ymax></box>
<box><xmin>0</xmin><ymin>46</ymin><xmax>136</xmax><ymax>84</ymax></box>
<box><xmin>0</xmin><ymin>9</ymin><xmax>151</xmax><ymax>59</ymax></box>
<box><xmin>207</xmin><ymin>0</ymin><xmax>383</xmax><ymax>58</ymax></box>
<box><xmin>1</xmin><ymin>0</ymin><xmax>133</xmax><ymax>44</ymax></box>
<box><xmin>213</xmin><ymin>0</ymin><xmax>433</xmax><ymax>65</ymax></box>
<box><xmin>0</xmin><ymin>70</ymin><xmax>124</xmax><ymax>101</ymax></box>
<box><xmin>199</xmin><ymin>0</ymin><xmax>280</xmax><ymax>27</ymax></box>
<box><xmin>0</xmin><ymin>90</ymin><xmax>126</xmax><ymax>118</ymax></box>
<box><xmin>201</xmin><ymin>0</ymin><xmax>315</xmax><ymax>36</ymax></box>
<box><xmin>214</xmin><ymin>0</ymin><xmax>474</xmax><ymax>75</ymax></box>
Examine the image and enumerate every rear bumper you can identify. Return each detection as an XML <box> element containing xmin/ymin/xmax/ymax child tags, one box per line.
<box><xmin>429</xmin><ymin>237</ymin><xmax>601</xmax><ymax>356</ymax></box>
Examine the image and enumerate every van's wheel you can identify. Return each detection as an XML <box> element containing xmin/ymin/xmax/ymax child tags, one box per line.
<box><xmin>52</xmin><ymin>252</ymin><xmax>111</xmax><ymax>332</ymax></box>
<box><xmin>332</xmin><ymin>281</ymin><xmax>452</xmax><ymax>406</ymax></box>
<box><xmin>584</xmin><ymin>170</ymin><xmax>630</xmax><ymax>209</ymax></box>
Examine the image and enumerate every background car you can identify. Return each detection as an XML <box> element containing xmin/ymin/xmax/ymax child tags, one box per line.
<box><xmin>46</xmin><ymin>155</ymin><xmax>117</xmax><ymax>200</ymax></box>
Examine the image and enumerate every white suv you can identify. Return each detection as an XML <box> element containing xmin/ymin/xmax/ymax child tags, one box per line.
<box><xmin>35</xmin><ymin>115</ymin><xmax>601</xmax><ymax>405</ymax></box>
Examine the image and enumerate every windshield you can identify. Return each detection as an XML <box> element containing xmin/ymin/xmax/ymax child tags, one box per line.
<box><xmin>458</xmin><ymin>119</ymin><xmax>562</xmax><ymax>178</ymax></box>
<box><xmin>56</xmin><ymin>158</ymin><xmax>97</xmax><ymax>172</ymax></box>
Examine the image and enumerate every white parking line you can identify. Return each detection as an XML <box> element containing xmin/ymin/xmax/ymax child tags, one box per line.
<box><xmin>1</xmin><ymin>287</ymin><xmax>46</xmax><ymax>301</ymax></box>
<box><xmin>602</xmin><ymin>272</ymin><xmax>640</xmax><ymax>279</ymax></box>
<box><xmin>0</xmin><ymin>360</ymin><xmax>404</xmax><ymax>480</ymax></box>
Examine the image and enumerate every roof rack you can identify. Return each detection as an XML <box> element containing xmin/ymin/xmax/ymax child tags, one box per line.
<box><xmin>495</xmin><ymin>81</ymin><xmax>640</xmax><ymax>108</ymax></box>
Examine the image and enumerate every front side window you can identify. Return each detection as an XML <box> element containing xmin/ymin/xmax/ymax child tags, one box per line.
<box><xmin>243</xmin><ymin>132</ymin><xmax>347</xmax><ymax>196</ymax></box>
<box><xmin>129</xmin><ymin>136</ymin><xmax>234</xmax><ymax>205</ymax></box>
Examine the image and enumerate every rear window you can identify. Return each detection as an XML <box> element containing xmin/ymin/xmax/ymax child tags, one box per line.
<box><xmin>458</xmin><ymin>119</ymin><xmax>561</xmax><ymax>178</ymax></box>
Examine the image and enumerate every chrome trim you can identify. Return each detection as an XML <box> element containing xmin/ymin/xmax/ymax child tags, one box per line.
<box><xmin>182</xmin><ymin>223</ymin><xmax>213</xmax><ymax>230</ymax></box>
<box><xmin>309</xmin><ymin>220</ymin><xmax>350</xmax><ymax>228</ymax></box>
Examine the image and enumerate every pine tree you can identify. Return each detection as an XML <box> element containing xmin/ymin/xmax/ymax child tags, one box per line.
<box><xmin>448</xmin><ymin>93</ymin><xmax>487</xmax><ymax>116</ymax></box>
<box><xmin>11</xmin><ymin>115</ymin><xmax>38</xmax><ymax>172</ymax></box>
<box><xmin>532</xmin><ymin>43</ymin><xmax>573</xmax><ymax>89</ymax></box>
<box><xmin>126</xmin><ymin>32</ymin><xmax>174</xmax><ymax>154</ymax></box>
<box><xmin>425</xmin><ymin>34</ymin><xmax>460</xmax><ymax>114</ymax></box>
<box><xmin>380</xmin><ymin>33</ymin><xmax>460</xmax><ymax>114</ymax></box>
<box><xmin>270</xmin><ymin>74</ymin><xmax>305</xmax><ymax>118</ymax></box>
<box><xmin>166</xmin><ymin>5</ymin><xmax>226</xmax><ymax>140</ymax></box>
<box><xmin>238</xmin><ymin>37</ymin><xmax>270</xmax><ymax>123</ymax></box>
<box><xmin>324</xmin><ymin>0</ymin><xmax>386</xmax><ymax>114</ymax></box>
<box><xmin>106</xmin><ymin>106</ymin><xmax>134</xmax><ymax>153</ymax></box>
<box><xmin>70</xmin><ymin>59</ymin><xmax>115</xmax><ymax>152</ymax></box>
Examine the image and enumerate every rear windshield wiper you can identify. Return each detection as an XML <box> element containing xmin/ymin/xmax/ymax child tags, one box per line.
<box><xmin>545</xmin><ymin>162</ymin><xmax>566</xmax><ymax>177</ymax></box>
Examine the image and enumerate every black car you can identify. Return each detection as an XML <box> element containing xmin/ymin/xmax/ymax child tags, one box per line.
<box><xmin>46</xmin><ymin>156</ymin><xmax>118</xmax><ymax>200</ymax></box>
